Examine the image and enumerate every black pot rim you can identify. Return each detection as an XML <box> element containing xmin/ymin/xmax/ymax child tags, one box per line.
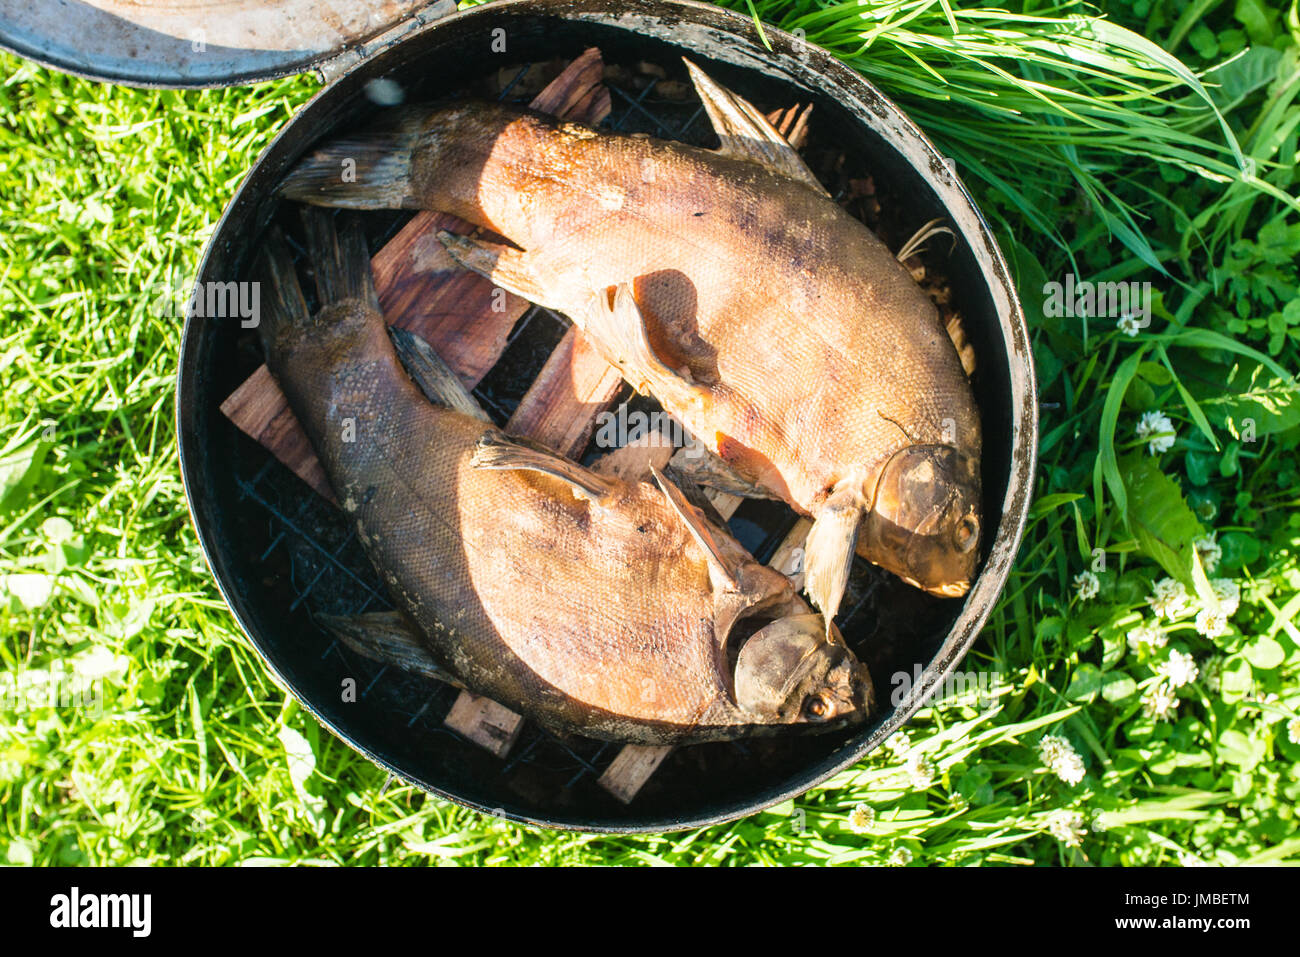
<box><xmin>177</xmin><ymin>0</ymin><xmax>1038</xmax><ymax>834</ymax></box>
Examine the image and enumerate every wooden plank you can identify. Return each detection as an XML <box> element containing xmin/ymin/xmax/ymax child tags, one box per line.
<box><xmin>443</xmin><ymin>693</ymin><xmax>524</xmax><ymax>759</ymax></box>
<box><xmin>599</xmin><ymin>745</ymin><xmax>675</xmax><ymax>804</ymax></box>
<box><xmin>221</xmin><ymin>48</ymin><xmax>612</xmax><ymax>499</ymax></box>
<box><xmin>768</xmin><ymin>517</ymin><xmax>813</xmax><ymax>591</ymax></box>
<box><xmin>506</xmin><ymin>327</ymin><xmax>625</xmax><ymax>456</ymax></box>
<box><xmin>220</xmin><ymin>365</ymin><xmax>335</xmax><ymax>503</ymax></box>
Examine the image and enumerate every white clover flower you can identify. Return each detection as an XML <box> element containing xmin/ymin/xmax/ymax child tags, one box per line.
<box><xmin>1156</xmin><ymin>649</ymin><xmax>1199</xmax><ymax>689</ymax></box>
<box><xmin>1148</xmin><ymin>578</ymin><xmax>1192</xmax><ymax>619</ymax></box>
<box><xmin>1287</xmin><ymin>718</ymin><xmax>1300</xmax><ymax>746</ymax></box>
<box><xmin>1195</xmin><ymin>607</ymin><xmax>1231</xmax><ymax>639</ymax></box>
<box><xmin>1089</xmin><ymin>809</ymin><xmax>1110</xmax><ymax>834</ymax></box>
<box><xmin>884</xmin><ymin>732</ymin><xmax>910</xmax><ymax>756</ymax></box>
<box><xmin>905</xmin><ymin>751</ymin><xmax>935</xmax><ymax>790</ymax></box>
<box><xmin>1194</xmin><ymin>533</ymin><xmax>1222</xmax><ymax>573</ymax></box>
<box><xmin>1117</xmin><ymin>314</ymin><xmax>1142</xmax><ymax>336</ymax></box>
<box><xmin>1038</xmin><ymin>732</ymin><xmax>1086</xmax><ymax>785</ymax></box>
<box><xmin>1210</xmin><ymin>578</ymin><xmax>1240</xmax><ymax>617</ymax></box>
<box><xmin>1126</xmin><ymin>621</ymin><xmax>1168</xmax><ymax>653</ymax></box>
<box><xmin>887</xmin><ymin>846</ymin><xmax>914</xmax><ymax>866</ymax></box>
<box><xmin>1135</xmin><ymin>410</ymin><xmax>1176</xmax><ymax>455</ymax></box>
<box><xmin>1047</xmin><ymin>810</ymin><xmax>1087</xmax><ymax>848</ymax></box>
<box><xmin>847</xmin><ymin>803</ymin><xmax>876</xmax><ymax>834</ymax></box>
<box><xmin>1073</xmin><ymin>570</ymin><xmax>1100</xmax><ymax>602</ymax></box>
<box><xmin>1141</xmin><ymin>681</ymin><xmax>1179</xmax><ymax>722</ymax></box>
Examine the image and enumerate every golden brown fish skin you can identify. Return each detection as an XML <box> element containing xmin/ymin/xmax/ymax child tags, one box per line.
<box><xmin>256</xmin><ymin>220</ymin><xmax>872</xmax><ymax>744</ymax></box>
<box><xmin>388</xmin><ymin>104</ymin><xmax>981</xmax><ymax>508</ymax></box>
<box><xmin>281</xmin><ymin>96</ymin><xmax>983</xmax><ymax>604</ymax></box>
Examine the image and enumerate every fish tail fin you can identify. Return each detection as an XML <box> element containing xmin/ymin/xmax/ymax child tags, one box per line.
<box><xmin>803</xmin><ymin>480</ymin><xmax>865</xmax><ymax>634</ymax></box>
<box><xmin>279</xmin><ymin>112</ymin><xmax>425</xmax><ymax>210</ymax></box>
<box><xmin>318</xmin><ymin>611</ymin><xmax>462</xmax><ymax>686</ymax></box>
<box><xmin>298</xmin><ymin>207</ymin><xmax>380</xmax><ymax>311</ymax></box>
<box><xmin>253</xmin><ymin>227</ymin><xmax>311</xmax><ymax>348</ymax></box>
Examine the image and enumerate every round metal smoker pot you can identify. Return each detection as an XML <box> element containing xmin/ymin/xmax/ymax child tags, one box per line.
<box><xmin>177</xmin><ymin>0</ymin><xmax>1038</xmax><ymax>832</ymax></box>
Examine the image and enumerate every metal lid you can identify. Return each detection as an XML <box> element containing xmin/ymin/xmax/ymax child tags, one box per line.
<box><xmin>0</xmin><ymin>0</ymin><xmax>454</xmax><ymax>88</ymax></box>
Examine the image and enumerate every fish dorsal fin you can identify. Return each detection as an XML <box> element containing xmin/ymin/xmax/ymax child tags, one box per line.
<box><xmin>683</xmin><ymin>59</ymin><xmax>829</xmax><ymax>197</ymax></box>
<box><xmin>389</xmin><ymin>326</ymin><xmax>491</xmax><ymax>421</ymax></box>
<box><xmin>470</xmin><ymin>431</ymin><xmax>615</xmax><ymax>503</ymax></box>
<box><xmin>944</xmin><ymin>312</ymin><xmax>977</xmax><ymax>377</ymax></box>
<box><xmin>667</xmin><ymin>444</ymin><xmax>778</xmax><ymax>500</ymax></box>
<box><xmin>650</xmin><ymin>464</ymin><xmax>740</xmax><ymax>592</ymax></box>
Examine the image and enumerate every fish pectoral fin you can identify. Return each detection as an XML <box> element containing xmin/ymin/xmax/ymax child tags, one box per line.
<box><xmin>650</xmin><ymin>464</ymin><xmax>741</xmax><ymax>592</ymax></box>
<box><xmin>583</xmin><ymin>283</ymin><xmax>699</xmax><ymax>402</ymax></box>
<box><xmin>944</xmin><ymin>311</ymin><xmax>977</xmax><ymax>377</ymax></box>
<box><xmin>389</xmin><ymin>326</ymin><xmax>491</xmax><ymax>422</ymax></box>
<box><xmin>470</xmin><ymin>431</ymin><xmax>615</xmax><ymax>503</ymax></box>
<box><xmin>318</xmin><ymin>610</ymin><xmax>462</xmax><ymax>687</ymax></box>
<box><xmin>683</xmin><ymin>58</ymin><xmax>829</xmax><ymax>197</ymax></box>
<box><xmin>437</xmin><ymin>231</ymin><xmax>561</xmax><ymax>310</ymax></box>
<box><xmin>803</xmin><ymin>480</ymin><xmax>866</xmax><ymax>633</ymax></box>
<box><xmin>667</xmin><ymin>445</ymin><xmax>777</xmax><ymax>500</ymax></box>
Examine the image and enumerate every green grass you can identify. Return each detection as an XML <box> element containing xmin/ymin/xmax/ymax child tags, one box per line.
<box><xmin>2</xmin><ymin>0</ymin><xmax>1298</xmax><ymax>865</ymax></box>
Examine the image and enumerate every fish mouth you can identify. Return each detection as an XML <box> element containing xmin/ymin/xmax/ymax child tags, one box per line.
<box><xmin>896</xmin><ymin>573</ymin><xmax>971</xmax><ymax>598</ymax></box>
<box><xmin>928</xmin><ymin>579</ymin><xmax>971</xmax><ymax>599</ymax></box>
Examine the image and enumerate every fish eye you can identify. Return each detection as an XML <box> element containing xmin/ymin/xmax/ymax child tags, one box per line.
<box><xmin>804</xmin><ymin>692</ymin><xmax>834</xmax><ymax>722</ymax></box>
<box><xmin>954</xmin><ymin>515</ymin><xmax>979</xmax><ymax>552</ymax></box>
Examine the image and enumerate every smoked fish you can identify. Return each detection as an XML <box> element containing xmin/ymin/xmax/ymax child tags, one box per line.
<box><xmin>280</xmin><ymin>62</ymin><xmax>983</xmax><ymax>628</ymax></box>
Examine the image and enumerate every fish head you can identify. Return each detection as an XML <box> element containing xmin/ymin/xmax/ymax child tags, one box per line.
<box><xmin>733</xmin><ymin>612</ymin><xmax>873</xmax><ymax>727</ymax></box>
<box><xmin>860</xmin><ymin>444</ymin><xmax>981</xmax><ymax>598</ymax></box>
